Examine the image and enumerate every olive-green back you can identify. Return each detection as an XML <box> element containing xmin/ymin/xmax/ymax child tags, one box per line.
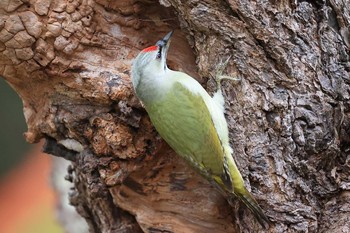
<box><xmin>146</xmin><ymin>82</ymin><xmax>225</xmax><ymax>178</ymax></box>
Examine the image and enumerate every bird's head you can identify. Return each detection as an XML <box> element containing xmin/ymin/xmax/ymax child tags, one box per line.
<box><xmin>132</xmin><ymin>31</ymin><xmax>173</xmax><ymax>78</ymax></box>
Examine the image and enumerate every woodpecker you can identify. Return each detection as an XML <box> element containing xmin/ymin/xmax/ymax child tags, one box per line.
<box><xmin>131</xmin><ymin>31</ymin><xmax>269</xmax><ymax>228</ymax></box>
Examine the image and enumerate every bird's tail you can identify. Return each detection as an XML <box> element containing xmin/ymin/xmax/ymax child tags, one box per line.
<box><xmin>234</xmin><ymin>187</ymin><xmax>270</xmax><ymax>229</ymax></box>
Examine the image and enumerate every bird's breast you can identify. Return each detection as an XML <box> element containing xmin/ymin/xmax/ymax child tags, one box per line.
<box><xmin>135</xmin><ymin>74</ymin><xmax>172</xmax><ymax>105</ymax></box>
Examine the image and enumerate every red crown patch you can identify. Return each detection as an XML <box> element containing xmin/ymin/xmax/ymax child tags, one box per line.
<box><xmin>142</xmin><ymin>45</ymin><xmax>158</xmax><ymax>52</ymax></box>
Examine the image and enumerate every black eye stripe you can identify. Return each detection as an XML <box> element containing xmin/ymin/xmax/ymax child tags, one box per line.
<box><xmin>157</xmin><ymin>46</ymin><xmax>162</xmax><ymax>58</ymax></box>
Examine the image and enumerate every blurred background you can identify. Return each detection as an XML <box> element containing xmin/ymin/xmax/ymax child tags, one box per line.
<box><xmin>0</xmin><ymin>79</ymin><xmax>64</xmax><ymax>233</ymax></box>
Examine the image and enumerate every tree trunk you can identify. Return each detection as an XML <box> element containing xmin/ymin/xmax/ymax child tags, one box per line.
<box><xmin>1</xmin><ymin>0</ymin><xmax>349</xmax><ymax>232</ymax></box>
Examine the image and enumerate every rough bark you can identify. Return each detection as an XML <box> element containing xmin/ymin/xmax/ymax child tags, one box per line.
<box><xmin>1</xmin><ymin>0</ymin><xmax>350</xmax><ymax>232</ymax></box>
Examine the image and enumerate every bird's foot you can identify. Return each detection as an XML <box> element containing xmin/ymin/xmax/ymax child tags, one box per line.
<box><xmin>212</xmin><ymin>55</ymin><xmax>241</xmax><ymax>90</ymax></box>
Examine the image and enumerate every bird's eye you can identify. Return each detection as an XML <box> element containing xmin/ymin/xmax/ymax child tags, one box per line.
<box><xmin>157</xmin><ymin>47</ymin><xmax>162</xmax><ymax>59</ymax></box>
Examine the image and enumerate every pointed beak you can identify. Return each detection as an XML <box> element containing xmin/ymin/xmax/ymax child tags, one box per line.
<box><xmin>162</xmin><ymin>31</ymin><xmax>174</xmax><ymax>43</ymax></box>
<box><xmin>156</xmin><ymin>31</ymin><xmax>173</xmax><ymax>68</ymax></box>
<box><xmin>157</xmin><ymin>31</ymin><xmax>173</xmax><ymax>48</ymax></box>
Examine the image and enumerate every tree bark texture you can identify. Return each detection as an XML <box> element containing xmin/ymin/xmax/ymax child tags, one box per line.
<box><xmin>1</xmin><ymin>0</ymin><xmax>350</xmax><ymax>232</ymax></box>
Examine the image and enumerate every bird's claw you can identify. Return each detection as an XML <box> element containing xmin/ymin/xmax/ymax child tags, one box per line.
<box><xmin>212</xmin><ymin>55</ymin><xmax>241</xmax><ymax>90</ymax></box>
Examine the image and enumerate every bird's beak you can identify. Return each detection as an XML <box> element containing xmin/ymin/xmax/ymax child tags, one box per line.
<box><xmin>156</xmin><ymin>31</ymin><xmax>173</xmax><ymax>69</ymax></box>
<box><xmin>161</xmin><ymin>31</ymin><xmax>174</xmax><ymax>44</ymax></box>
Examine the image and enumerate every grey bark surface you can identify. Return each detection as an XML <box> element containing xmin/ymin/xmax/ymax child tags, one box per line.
<box><xmin>1</xmin><ymin>0</ymin><xmax>350</xmax><ymax>232</ymax></box>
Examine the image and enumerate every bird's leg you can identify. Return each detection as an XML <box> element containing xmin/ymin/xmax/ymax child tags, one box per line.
<box><xmin>211</xmin><ymin>55</ymin><xmax>240</xmax><ymax>108</ymax></box>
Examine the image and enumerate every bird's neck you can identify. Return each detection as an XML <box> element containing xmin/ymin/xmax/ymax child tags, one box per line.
<box><xmin>136</xmin><ymin>68</ymin><xmax>171</xmax><ymax>104</ymax></box>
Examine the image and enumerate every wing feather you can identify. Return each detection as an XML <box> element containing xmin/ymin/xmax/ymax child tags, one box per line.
<box><xmin>146</xmin><ymin>81</ymin><xmax>225</xmax><ymax>177</ymax></box>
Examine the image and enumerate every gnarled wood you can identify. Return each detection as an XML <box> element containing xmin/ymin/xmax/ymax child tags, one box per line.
<box><xmin>1</xmin><ymin>0</ymin><xmax>349</xmax><ymax>232</ymax></box>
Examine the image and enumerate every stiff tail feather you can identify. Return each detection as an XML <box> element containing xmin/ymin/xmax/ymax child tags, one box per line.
<box><xmin>235</xmin><ymin>188</ymin><xmax>270</xmax><ymax>229</ymax></box>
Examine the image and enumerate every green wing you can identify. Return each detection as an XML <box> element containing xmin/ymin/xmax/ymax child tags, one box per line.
<box><xmin>146</xmin><ymin>81</ymin><xmax>225</xmax><ymax>179</ymax></box>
